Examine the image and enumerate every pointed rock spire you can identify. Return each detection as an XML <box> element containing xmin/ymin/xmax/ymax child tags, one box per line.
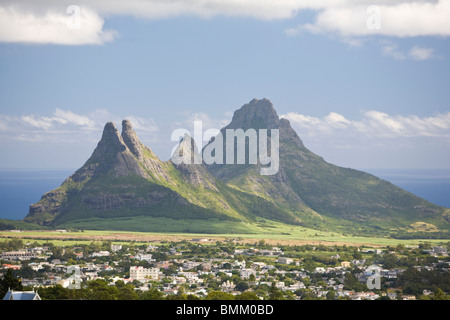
<box><xmin>227</xmin><ymin>98</ymin><xmax>280</xmax><ymax>130</ymax></box>
<box><xmin>85</xmin><ymin>122</ymin><xmax>127</xmax><ymax>165</ymax></box>
<box><xmin>171</xmin><ymin>134</ymin><xmax>218</xmax><ymax>191</ymax></box>
<box><xmin>121</xmin><ymin>119</ymin><xmax>143</xmax><ymax>160</ymax></box>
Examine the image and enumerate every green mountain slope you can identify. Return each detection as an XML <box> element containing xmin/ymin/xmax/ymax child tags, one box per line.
<box><xmin>204</xmin><ymin>98</ymin><xmax>450</xmax><ymax>234</ymax></box>
<box><xmin>24</xmin><ymin>121</ymin><xmax>242</xmax><ymax>226</ymax></box>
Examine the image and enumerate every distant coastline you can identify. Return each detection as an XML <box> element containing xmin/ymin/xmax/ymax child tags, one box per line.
<box><xmin>0</xmin><ymin>168</ymin><xmax>449</xmax><ymax>221</ymax></box>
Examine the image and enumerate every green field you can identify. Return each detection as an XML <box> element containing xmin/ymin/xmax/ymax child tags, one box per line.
<box><xmin>1</xmin><ymin>219</ymin><xmax>449</xmax><ymax>247</ymax></box>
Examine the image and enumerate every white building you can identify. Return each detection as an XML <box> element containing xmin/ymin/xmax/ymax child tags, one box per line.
<box><xmin>221</xmin><ymin>280</ymin><xmax>236</xmax><ymax>292</ymax></box>
<box><xmin>91</xmin><ymin>251</ymin><xmax>110</xmax><ymax>257</ymax></box>
<box><xmin>277</xmin><ymin>257</ymin><xmax>293</xmax><ymax>264</ymax></box>
<box><xmin>3</xmin><ymin>289</ymin><xmax>41</xmax><ymax>300</ymax></box>
<box><xmin>135</xmin><ymin>254</ymin><xmax>155</xmax><ymax>262</ymax></box>
<box><xmin>240</xmin><ymin>269</ymin><xmax>257</xmax><ymax>279</ymax></box>
<box><xmin>129</xmin><ymin>266</ymin><xmax>160</xmax><ymax>281</ymax></box>
<box><xmin>0</xmin><ymin>251</ymin><xmax>36</xmax><ymax>261</ymax></box>
<box><xmin>111</xmin><ymin>244</ymin><xmax>122</xmax><ymax>252</ymax></box>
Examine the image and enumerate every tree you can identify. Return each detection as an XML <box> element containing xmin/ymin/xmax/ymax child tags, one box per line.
<box><xmin>0</xmin><ymin>269</ymin><xmax>23</xmax><ymax>297</ymax></box>
<box><xmin>139</xmin><ymin>288</ymin><xmax>163</xmax><ymax>300</ymax></box>
<box><xmin>433</xmin><ymin>288</ymin><xmax>449</xmax><ymax>300</ymax></box>
<box><xmin>116</xmin><ymin>280</ymin><xmax>138</xmax><ymax>300</ymax></box>
<box><xmin>269</xmin><ymin>283</ymin><xmax>284</xmax><ymax>300</ymax></box>
<box><xmin>326</xmin><ymin>289</ymin><xmax>336</xmax><ymax>300</ymax></box>
<box><xmin>235</xmin><ymin>292</ymin><xmax>260</xmax><ymax>300</ymax></box>
<box><xmin>235</xmin><ymin>281</ymin><xmax>250</xmax><ymax>293</ymax></box>
<box><xmin>205</xmin><ymin>291</ymin><xmax>235</xmax><ymax>300</ymax></box>
<box><xmin>51</xmin><ymin>246</ymin><xmax>64</xmax><ymax>260</ymax></box>
<box><xmin>85</xmin><ymin>279</ymin><xmax>119</xmax><ymax>300</ymax></box>
<box><xmin>248</xmin><ymin>274</ymin><xmax>256</xmax><ymax>285</ymax></box>
<box><xmin>37</xmin><ymin>284</ymin><xmax>71</xmax><ymax>300</ymax></box>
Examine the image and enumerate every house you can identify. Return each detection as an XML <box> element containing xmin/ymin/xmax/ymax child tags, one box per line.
<box><xmin>135</xmin><ymin>254</ymin><xmax>155</xmax><ymax>262</ymax></box>
<box><xmin>431</xmin><ymin>246</ymin><xmax>448</xmax><ymax>257</ymax></box>
<box><xmin>351</xmin><ymin>259</ymin><xmax>366</xmax><ymax>266</ymax></box>
<box><xmin>232</xmin><ymin>260</ymin><xmax>246</xmax><ymax>269</ymax></box>
<box><xmin>177</xmin><ymin>271</ymin><xmax>200</xmax><ymax>283</ymax></box>
<box><xmin>0</xmin><ymin>250</ymin><xmax>36</xmax><ymax>261</ymax></box>
<box><xmin>240</xmin><ymin>269</ymin><xmax>257</xmax><ymax>279</ymax></box>
<box><xmin>183</xmin><ymin>261</ymin><xmax>201</xmax><ymax>270</ymax></box>
<box><xmin>91</xmin><ymin>251</ymin><xmax>110</xmax><ymax>257</ymax></box>
<box><xmin>129</xmin><ymin>266</ymin><xmax>161</xmax><ymax>281</ymax></box>
<box><xmin>111</xmin><ymin>244</ymin><xmax>122</xmax><ymax>252</ymax></box>
<box><xmin>3</xmin><ymin>289</ymin><xmax>41</xmax><ymax>300</ymax></box>
<box><xmin>314</xmin><ymin>267</ymin><xmax>326</xmax><ymax>274</ymax></box>
<box><xmin>146</xmin><ymin>245</ymin><xmax>158</xmax><ymax>252</ymax></box>
<box><xmin>341</xmin><ymin>261</ymin><xmax>351</xmax><ymax>268</ymax></box>
<box><xmin>221</xmin><ymin>280</ymin><xmax>236</xmax><ymax>292</ymax></box>
<box><xmin>277</xmin><ymin>257</ymin><xmax>293</xmax><ymax>264</ymax></box>
<box><xmin>201</xmin><ymin>262</ymin><xmax>212</xmax><ymax>271</ymax></box>
<box><xmin>2</xmin><ymin>264</ymin><xmax>21</xmax><ymax>270</ymax></box>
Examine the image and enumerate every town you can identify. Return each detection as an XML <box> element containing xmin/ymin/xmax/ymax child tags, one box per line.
<box><xmin>1</xmin><ymin>235</ymin><xmax>449</xmax><ymax>300</ymax></box>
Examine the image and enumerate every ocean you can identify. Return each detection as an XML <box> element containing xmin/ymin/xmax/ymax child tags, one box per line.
<box><xmin>0</xmin><ymin>168</ymin><xmax>449</xmax><ymax>221</ymax></box>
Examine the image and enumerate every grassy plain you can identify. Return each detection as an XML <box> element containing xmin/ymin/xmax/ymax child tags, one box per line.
<box><xmin>1</xmin><ymin>219</ymin><xmax>448</xmax><ymax>248</ymax></box>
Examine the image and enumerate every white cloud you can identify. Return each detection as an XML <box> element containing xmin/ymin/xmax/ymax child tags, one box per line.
<box><xmin>380</xmin><ymin>41</ymin><xmax>436</xmax><ymax>61</ymax></box>
<box><xmin>282</xmin><ymin>109</ymin><xmax>450</xmax><ymax>168</ymax></box>
<box><xmin>2</xmin><ymin>1</ymin><xmax>449</xmax><ymax>45</ymax></box>
<box><xmin>409</xmin><ymin>46</ymin><xmax>435</xmax><ymax>60</ymax></box>
<box><xmin>0</xmin><ymin>5</ymin><xmax>116</xmax><ymax>45</ymax></box>
<box><xmin>288</xmin><ymin>0</ymin><xmax>450</xmax><ymax>38</ymax></box>
<box><xmin>381</xmin><ymin>43</ymin><xmax>406</xmax><ymax>60</ymax></box>
<box><xmin>124</xmin><ymin>116</ymin><xmax>159</xmax><ymax>133</ymax></box>
<box><xmin>53</xmin><ymin>109</ymin><xmax>96</xmax><ymax>127</ymax></box>
<box><xmin>282</xmin><ymin>110</ymin><xmax>450</xmax><ymax>140</ymax></box>
<box><xmin>0</xmin><ymin>109</ymin><xmax>159</xmax><ymax>144</ymax></box>
<box><xmin>325</xmin><ymin>112</ymin><xmax>351</xmax><ymax>128</ymax></box>
<box><xmin>21</xmin><ymin>115</ymin><xmax>55</xmax><ymax>130</ymax></box>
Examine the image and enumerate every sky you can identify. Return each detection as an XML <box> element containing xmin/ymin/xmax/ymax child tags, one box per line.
<box><xmin>0</xmin><ymin>0</ymin><xmax>449</xmax><ymax>172</ymax></box>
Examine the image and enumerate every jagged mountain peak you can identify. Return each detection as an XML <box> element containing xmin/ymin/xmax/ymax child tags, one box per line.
<box><xmin>227</xmin><ymin>98</ymin><xmax>280</xmax><ymax>130</ymax></box>
<box><xmin>86</xmin><ymin>121</ymin><xmax>127</xmax><ymax>164</ymax></box>
<box><xmin>121</xmin><ymin>119</ymin><xmax>145</xmax><ymax>160</ymax></box>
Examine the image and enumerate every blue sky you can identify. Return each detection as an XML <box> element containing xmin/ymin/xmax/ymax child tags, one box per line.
<box><xmin>0</xmin><ymin>1</ymin><xmax>449</xmax><ymax>171</ymax></box>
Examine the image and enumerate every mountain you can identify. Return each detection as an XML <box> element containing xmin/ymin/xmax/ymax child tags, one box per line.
<box><xmin>24</xmin><ymin>99</ymin><xmax>450</xmax><ymax>236</ymax></box>
<box><xmin>204</xmin><ymin>98</ymin><xmax>450</xmax><ymax>234</ymax></box>
<box><xmin>24</xmin><ymin>120</ymin><xmax>239</xmax><ymax>226</ymax></box>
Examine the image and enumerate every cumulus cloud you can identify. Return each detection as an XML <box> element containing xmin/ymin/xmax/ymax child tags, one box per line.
<box><xmin>286</xmin><ymin>0</ymin><xmax>450</xmax><ymax>38</ymax></box>
<box><xmin>409</xmin><ymin>46</ymin><xmax>435</xmax><ymax>60</ymax></box>
<box><xmin>1</xmin><ymin>1</ymin><xmax>449</xmax><ymax>45</ymax></box>
<box><xmin>0</xmin><ymin>109</ymin><xmax>158</xmax><ymax>143</ymax></box>
<box><xmin>124</xmin><ymin>116</ymin><xmax>159</xmax><ymax>133</ymax></box>
<box><xmin>380</xmin><ymin>42</ymin><xmax>436</xmax><ymax>60</ymax></box>
<box><xmin>0</xmin><ymin>5</ymin><xmax>116</xmax><ymax>45</ymax></box>
<box><xmin>381</xmin><ymin>42</ymin><xmax>407</xmax><ymax>60</ymax></box>
<box><xmin>282</xmin><ymin>110</ymin><xmax>450</xmax><ymax>140</ymax></box>
<box><xmin>282</xmin><ymin>109</ymin><xmax>450</xmax><ymax>168</ymax></box>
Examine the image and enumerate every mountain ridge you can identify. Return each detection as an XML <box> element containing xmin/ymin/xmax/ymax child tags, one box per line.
<box><xmin>24</xmin><ymin>98</ymin><xmax>450</xmax><ymax>236</ymax></box>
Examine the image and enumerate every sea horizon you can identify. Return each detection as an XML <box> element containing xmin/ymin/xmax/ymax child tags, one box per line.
<box><xmin>0</xmin><ymin>167</ymin><xmax>449</xmax><ymax>222</ymax></box>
